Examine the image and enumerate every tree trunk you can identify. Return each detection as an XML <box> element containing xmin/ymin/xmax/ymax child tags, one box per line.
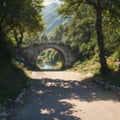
<box><xmin>95</xmin><ymin>7</ymin><xmax>109</xmax><ymax>75</ymax></box>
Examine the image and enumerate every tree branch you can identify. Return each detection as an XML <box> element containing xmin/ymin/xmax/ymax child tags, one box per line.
<box><xmin>86</xmin><ymin>0</ymin><xmax>97</xmax><ymax>8</ymax></box>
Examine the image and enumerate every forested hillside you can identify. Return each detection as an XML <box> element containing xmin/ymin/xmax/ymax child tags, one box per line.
<box><xmin>42</xmin><ymin>2</ymin><xmax>69</xmax><ymax>34</ymax></box>
<box><xmin>49</xmin><ymin>1</ymin><xmax>120</xmax><ymax>73</ymax></box>
<box><xmin>38</xmin><ymin>0</ymin><xmax>120</xmax><ymax>75</ymax></box>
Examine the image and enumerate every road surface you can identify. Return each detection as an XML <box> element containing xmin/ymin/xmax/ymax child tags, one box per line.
<box><xmin>9</xmin><ymin>71</ymin><xmax>120</xmax><ymax>120</ymax></box>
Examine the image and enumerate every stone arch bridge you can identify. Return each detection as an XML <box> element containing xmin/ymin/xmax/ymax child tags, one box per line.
<box><xmin>22</xmin><ymin>43</ymin><xmax>76</xmax><ymax>69</ymax></box>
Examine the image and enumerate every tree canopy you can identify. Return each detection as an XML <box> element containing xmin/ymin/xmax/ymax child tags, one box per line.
<box><xmin>57</xmin><ymin>0</ymin><xmax>120</xmax><ymax>74</ymax></box>
<box><xmin>0</xmin><ymin>0</ymin><xmax>44</xmax><ymax>47</ymax></box>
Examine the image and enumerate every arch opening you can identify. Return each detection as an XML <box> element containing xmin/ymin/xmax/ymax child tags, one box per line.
<box><xmin>36</xmin><ymin>48</ymin><xmax>65</xmax><ymax>70</ymax></box>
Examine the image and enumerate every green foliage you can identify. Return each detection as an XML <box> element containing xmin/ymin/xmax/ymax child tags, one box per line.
<box><xmin>49</xmin><ymin>24</ymin><xmax>65</xmax><ymax>43</ymax></box>
<box><xmin>0</xmin><ymin>33</ymin><xmax>13</xmax><ymax>62</ymax></box>
<box><xmin>0</xmin><ymin>60</ymin><xmax>29</xmax><ymax>103</ymax></box>
<box><xmin>50</xmin><ymin>4</ymin><xmax>97</xmax><ymax>60</ymax></box>
<box><xmin>42</xmin><ymin>2</ymin><xmax>66</xmax><ymax>34</ymax></box>
<box><xmin>111</xmin><ymin>46</ymin><xmax>120</xmax><ymax>60</ymax></box>
<box><xmin>39</xmin><ymin>34</ymin><xmax>48</xmax><ymax>42</ymax></box>
<box><xmin>57</xmin><ymin>0</ymin><xmax>120</xmax><ymax>74</ymax></box>
<box><xmin>0</xmin><ymin>0</ymin><xmax>44</xmax><ymax>103</ymax></box>
<box><xmin>73</xmin><ymin>61</ymin><xmax>81</xmax><ymax>67</ymax></box>
<box><xmin>91</xmin><ymin>54</ymin><xmax>99</xmax><ymax>62</ymax></box>
<box><xmin>36</xmin><ymin>48</ymin><xmax>62</xmax><ymax>69</ymax></box>
<box><xmin>0</xmin><ymin>0</ymin><xmax>45</xmax><ymax>47</ymax></box>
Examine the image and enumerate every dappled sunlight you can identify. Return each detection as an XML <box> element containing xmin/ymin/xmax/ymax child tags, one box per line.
<box><xmin>71</xmin><ymin>93</ymin><xmax>80</xmax><ymax>99</ymax></box>
<box><xmin>31</xmin><ymin>77</ymin><xmax>120</xmax><ymax>102</ymax></box>
<box><xmin>59</xmin><ymin>98</ymin><xmax>120</xmax><ymax>120</ymax></box>
<box><xmin>40</xmin><ymin>108</ymin><xmax>55</xmax><ymax>114</ymax></box>
<box><xmin>29</xmin><ymin>71</ymin><xmax>93</xmax><ymax>81</ymax></box>
<box><xmin>53</xmin><ymin>118</ymin><xmax>60</xmax><ymax>120</ymax></box>
<box><xmin>10</xmin><ymin>71</ymin><xmax>120</xmax><ymax>120</ymax></box>
<box><xmin>28</xmin><ymin>77</ymin><xmax>120</xmax><ymax>119</ymax></box>
<box><xmin>36</xmin><ymin>90</ymin><xmax>44</xmax><ymax>95</ymax></box>
<box><xmin>43</xmin><ymin>80</ymin><xmax>72</xmax><ymax>88</ymax></box>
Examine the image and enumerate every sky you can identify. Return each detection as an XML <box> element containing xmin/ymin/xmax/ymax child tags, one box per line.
<box><xmin>43</xmin><ymin>0</ymin><xmax>62</xmax><ymax>6</ymax></box>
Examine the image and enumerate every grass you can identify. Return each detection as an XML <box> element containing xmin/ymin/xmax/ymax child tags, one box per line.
<box><xmin>0</xmin><ymin>59</ymin><xmax>30</xmax><ymax>104</ymax></box>
<box><xmin>70</xmin><ymin>57</ymin><xmax>120</xmax><ymax>86</ymax></box>
<box><xmin>69</xmin><ymin>60</ymin><xmax>100</xmax><ymax>74</ymax></box>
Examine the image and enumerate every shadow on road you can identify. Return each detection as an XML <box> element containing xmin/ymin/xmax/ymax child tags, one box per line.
<box><xmin>10</xmin><ymin>76</ymin><xmax>119</xmax><ymax>120</ymax></box>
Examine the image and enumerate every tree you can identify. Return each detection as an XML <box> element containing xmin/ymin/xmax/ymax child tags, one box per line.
<box><xmin>40</xmin><ymin>34</ymin><xmax>48</xmax><ymax>42</ymax></box>
<box><xmin>50</xmin><ymin>5</ymin><xmax>96</xmax><ymax>60</ymax></box>
<box><xmin>49</xmin><ymin>24</ymin><xmax>65</xmax><ymax>43</ymax></box>
<box><xmin>0</xmin><ymin>0</ymin><xmax>44</xmax><ymax>49</ymax></box>
<box><xmin>58</xmin><ymin>0</ymin><xmax>120</xmax><ymax>74</ymax></box>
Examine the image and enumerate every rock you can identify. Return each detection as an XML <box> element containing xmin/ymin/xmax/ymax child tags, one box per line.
<box><xmin>20</xmin><ymin>62</ymin><xmax>24</xmax><ymax>66</ymax></box>
<box><xmin>116</xmin><ymin>87</ymin><xmax>120</xmax><ymax>95</ymax></box>
<box><xmin>115</xmin><ymin>58</ymin><xmax>120</xmax><ymax>67</ymax></box>
<box><xmin>14</xmin><ymin>88</ymin><xmax>26</xmax><ymax>104</ymax></box>
<box><xmin>0</xmin><ymin>111</ymin><xmax>8</xmax><ymax>117</ymax></box>
<box><xmin>91</xmin><ymin>61</ymin><xmax>97</xmax><ymax>65</ymax></box>
<box><xmin>104</xmin><ymin>84</ymin><xmax>110</xmax><ymax>89</ymax></box>
<box><xmin>99</xmin><ymin>81</ymin><xmax>103</xmax><ymax>84</ymax></box>
<box><xmin>117</xmin><ymin>87</ymin><xmax>120</xmax><ymax>91</ymax></box>
<box><xmin>0</xmin><ymin>106</ymin><xmax>9</xmax><ymax>120</ymax></box>
<box><xmin>83</xmin><ymin>67</ymin><xmax>88</xmax><ymax>71</ymax></box>
<box><xmin>94</xmin><ymin>79</ymin><xmax>120</xmax><ymax>96</ymax></box>
<box><xmin>8</xmin><ymin>99</ymin><xmax>12</xmax><ymax>102</ymax></box>
<box><xmin>0</xmin><ymin>106</ymin><xmax>6</xmax><ymax>113</ymax></box>
<box><xmin>110</xmin><ymin>85</ymin><xmax>116</xmax><ymax>92</ymax></box>
<box><xmin>1</xmin><ymin>118</ymin><xmax>7</xmax><ymax>120</ymax></box>
<box><xmin>0</xmin><ymin>88</ymin><xmax>29</xmax><ymax>120</ymax></box>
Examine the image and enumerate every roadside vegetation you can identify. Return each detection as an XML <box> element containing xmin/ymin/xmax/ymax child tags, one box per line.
<box><xmin>0</xmin><ymin>59</ymin><xmax>30</xmax><ymax>103</ymax></box>
<box><xmin>70</xmin><ymin>56</ymin><xmax>120</xmax><ymax>86</ymax></box>
<box><xmin>0</xmin><ymin>0</ymin><xmax>44</xmax><ymax>104</ymax></box>
<box><xmin>48</xmin><ymin>0</ymin><xmax>120</xmax><ymax>85</ymax></box>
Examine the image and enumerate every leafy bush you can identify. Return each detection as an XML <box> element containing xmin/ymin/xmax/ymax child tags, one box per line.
<box><xmin>0</xmin><ymin>60</ymin><xmax>29</xmax><ymax>103</ymax></box>
<box><xmin>111</xmin><ymin>46</ymin><xmax>120</xmax><ymax>60</ymax></box>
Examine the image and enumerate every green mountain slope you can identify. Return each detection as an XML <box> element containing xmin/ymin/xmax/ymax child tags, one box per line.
<box><xmin>42</xmin><ymin>2</ymin><xmax>69</xmax><ymax>34</ymax></box>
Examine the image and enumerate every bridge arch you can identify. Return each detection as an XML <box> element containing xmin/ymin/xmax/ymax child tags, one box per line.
<box><xmin>23</xmin><ymin>43</ymin><xmax>76</xmax><ymax>69</ymax></box>
<box><xmin>35</xmin><ymin>47</ymin><xmax>66</xmax><ymax>69</ymax></box>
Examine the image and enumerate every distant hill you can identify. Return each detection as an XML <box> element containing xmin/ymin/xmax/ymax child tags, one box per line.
<box><xmin>42</xmin><ymin>2</ymin><xmax>69</xmax><ymax>34</ymax></box>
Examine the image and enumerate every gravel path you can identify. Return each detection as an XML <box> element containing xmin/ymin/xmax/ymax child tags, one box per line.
<box><xmin>9</xmin><ymin>71</ymin><xmax>120</xmax><ymax>120</ymax></box>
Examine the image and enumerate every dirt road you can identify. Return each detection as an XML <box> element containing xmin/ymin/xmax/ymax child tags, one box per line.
<box><xmin>9</xmin><ymin>71</ymin><xmax>120</xmax><ymax>120</ymax></box>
